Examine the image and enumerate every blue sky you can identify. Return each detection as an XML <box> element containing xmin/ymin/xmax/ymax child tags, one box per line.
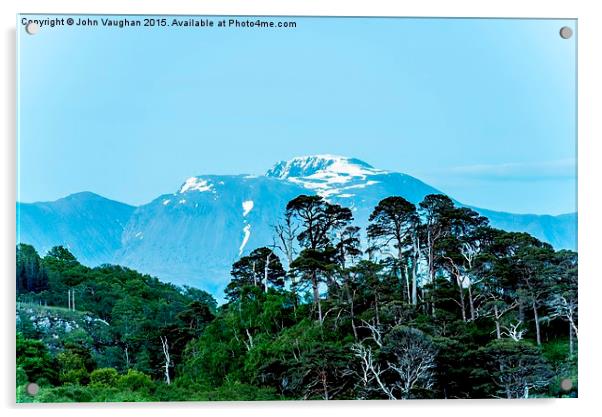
<box><xmin>18</xmin><ymin>16</ymin><xmax>576</xmax><ymax>215</ymax></box>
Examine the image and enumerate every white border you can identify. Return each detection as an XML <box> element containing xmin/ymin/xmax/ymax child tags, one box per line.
<box><xmin>2</xmin><ymin>1</ymin><xmax>600</xmax><ymax>417</ymax></box>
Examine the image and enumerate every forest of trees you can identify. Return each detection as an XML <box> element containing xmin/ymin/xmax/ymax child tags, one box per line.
<box><xmin>16</xmin><ymin>193</ymin><xmax>577</xmax><ymax>401</ymax></box>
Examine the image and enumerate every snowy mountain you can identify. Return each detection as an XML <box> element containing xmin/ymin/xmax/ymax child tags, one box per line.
<box><xmin>266</xmin><ymin>155</ymin><xmax>388</xmax><ymax>191</ymax></box>
<box><xmin>265</xmin><ymin>155</ymin><xmax>577</xmax><ymax>249</ymax></box>
<box><xmin>112</xmin><ymin>175</ymin><xmax>308</xmax><ymax>295</ymax></box>
<box><xmin>17</xmin><ymin>156</ymin><xmax>577</xmax><ymax>297</ymax></box>
<box><xmin>266</xmin><ymin>155</ymin><xmax>442</xmax><ymax>223</ymax></box>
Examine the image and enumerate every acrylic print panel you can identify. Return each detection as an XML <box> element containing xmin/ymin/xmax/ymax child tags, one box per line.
<box><xmin>16</xmin><ymin>15</ymin><xmax>577</xmax><ymax>402</ymax></box>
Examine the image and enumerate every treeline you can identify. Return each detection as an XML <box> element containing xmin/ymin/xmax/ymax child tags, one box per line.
<box><xmin>16</xmin><ymin>193</ymin><xmax>577</xmax><ymax>401</ymax></box>
<box><xmin>16</xmin><ymin>243</ymin><xmax>218</xmax><ymax>401</ymax></box>
<box><xmin>183</xmin><ymin>194</ymin><xmax>577</xmax><ymax>399</ymax></box>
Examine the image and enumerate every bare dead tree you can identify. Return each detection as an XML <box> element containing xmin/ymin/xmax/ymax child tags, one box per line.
<box><xmin>273</xmin><ymin>212</ymin><xmax>299</xmax><ymax>267</ymax></box>
<box><xmin>410</xmin><ymin>234</ymin><xmax>421</xmax><ymax>305</ymax></box>
<box><xmin>263</xmin><ymin>251</ymin><xmax>273</xmax><ymax>293</ymax></box>
<box><xmin>243</xmin><ymin>328</ymin><xmax>254</xmax><ymax>351</ymax></box>
<box><xmin>124</xmin><ymin>344</ymin><xmax>130</xmax><ymax>369</ymax></box>
<box><xmin>500</xmin><ymin>320</ymin><xmax>526</xmax><ymax>342</ymax></box>
<box><xmin>384</xmin><ymin>327</ymin><xmax>437</xmax><ymax>399</ymax></box>
<box><xmin>359</xmin><ymin>319</ymin><xmax>385</xmax><ymax>348</ymax></box>
<box><xmin>442</xmin><ymin>255</ymin><xmax>467</xmax><ymax>322</ymax></box>
<box><xmin>460</xmin><ymin>241</ymin><xmax>480</xmax><ymax>320</ymax></box>
<box><xmin>486</xmin><ymin>299</ymin><xmax>519</xmax><ymax>339</ymax></box>
<box><xmin>351</xmin><ymin>327</ymin><xmax>436</xmax><ymax>400</ymax></box>
<box><xmin>351</xmin><ymin>343</ymin><xmax>396</xmax><ymax>400</ymax></box>
<box><xmin>547</xmin><ymin>294</ymin><xmax>578</xmax><ymax>338</ymax></box>
<box><xmin>546</xmin><ymin>294</ymin><xmax>578</xmax><ymax>356</ymax></box>
<box><xmin>160</xmin><ymin>335</ymin><xmax>171</xmax><ymax>385</ymax></box>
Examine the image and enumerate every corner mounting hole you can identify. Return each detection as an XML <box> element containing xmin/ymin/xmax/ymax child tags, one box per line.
<box><xmin>559</xmin><ymin>26</ymin><xmax>573</xmax><ymax>39</ymax></box>
<box><xmin>560</xmin><ymin>378</ymin><xmax>573</xmax><ymax>391</ymax></box>
<box><xmin>25</xmin><ymin>22</ymin><xmax>40</xmax><ymax>35</ymax></box>
<box><xmin>26</xmin><ymin>382</ymin><xmax>40</xmax><ymax>395</ymax></box>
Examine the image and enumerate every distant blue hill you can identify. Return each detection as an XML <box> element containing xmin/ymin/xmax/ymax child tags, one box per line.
<box><xmin>16</xmin><ymin>155</ymin><xmax>577</xmax><ymax>297</ymax></box>
<box><xmin>17</xmin><ymin>192</ymin><xmax>135</xmax><ymax>266</ymax></box>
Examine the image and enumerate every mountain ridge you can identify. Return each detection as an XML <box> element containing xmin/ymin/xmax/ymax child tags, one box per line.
<box><xmin>17</xmin><ymin>155</ymin><xmax>577</xmax><ymax>295</ymax></box>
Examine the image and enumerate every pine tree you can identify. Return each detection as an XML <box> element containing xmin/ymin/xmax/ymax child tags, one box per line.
<box><xmin>367</xmin><ymin>197</ymin><xmax>420</xmax><ymax>305</ymax></box>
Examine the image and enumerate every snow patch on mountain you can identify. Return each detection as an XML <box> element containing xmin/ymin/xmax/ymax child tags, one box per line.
<box><xmin>163</xmin><ymin>199</ymin><xmax>171</xmax><ymax>205</ymax></box>
<box><xmin>239</xmin><ymin>224</ymin><xmax>251</xmax><ymax>256</ymax></box>
<box><xmin>268</xmin><ymin>155</ymin><xmax>385</xmax><ymax>198</ymax></box>
<box><xmin>242</xmin><ymin>200</ymin><xmax>254</xmax><ymax>217</ymax></box>
<box><xmin>344</xmin><ymin>180</ymin><xmax>380</xmax><ymax>190</ymax></box>
<box><xmin>180</xmin><ymin>177</ymin><xmax>215</xmax><ymax>193</ymax></box>
<box><xmin>267</xmin><ymin>155</ymin><xmax>386</xmax><ymax>179</ymax></box>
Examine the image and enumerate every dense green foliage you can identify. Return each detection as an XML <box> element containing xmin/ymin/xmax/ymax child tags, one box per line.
<box><xmin>16</xmin><ymin>194</ymin><xmax>577</xmax><ymax>401</ymax></box>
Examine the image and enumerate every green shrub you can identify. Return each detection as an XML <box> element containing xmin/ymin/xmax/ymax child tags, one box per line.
<box><xmin>117</xmin><ymin>369</ymin><xmax>154</xmax><ymax>393</ymax></box>
<box><xmin>90</xmin><ymin>368</ymin><xmax>119</xmax><ymax>388</ymax></box>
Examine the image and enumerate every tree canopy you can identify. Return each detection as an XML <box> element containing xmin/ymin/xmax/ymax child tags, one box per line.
<box><xmin>16</xmin><ymin>194</ymin><xmax>577</xmax><ymax>401</ymax></box>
